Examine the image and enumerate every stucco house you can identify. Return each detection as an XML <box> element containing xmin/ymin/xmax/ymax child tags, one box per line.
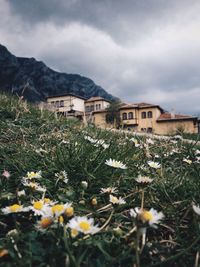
<box><xmin>119</xmin><ymin>102</ymin><xmax>198</xmax><ymax>134</ymax></box>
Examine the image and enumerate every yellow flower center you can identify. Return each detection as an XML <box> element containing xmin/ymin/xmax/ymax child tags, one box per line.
<box><xmin>79</xmin><ymin>221</ymin><xmax>91</xmax><ymax>232</ymax></box>
<box><xmin>140</xmin><ymin>210</ymin><xmax>154</xmax><ymax>222</ymax></box>
<box><xmin>71</xmin><ymin>229</ymin><xmax>78</xmax><ymax>238</ymax></box>
<box><xmin>33</xmin><ymin>201</ymin><xmax>43</xmax><ymax>210</ymax></box>
<box><xmin>111</xmin><ymin>196</ymin><xmax>118</xmax><ymax>204</ymax></box>
<box><xmin>58</xmin><ymin>215</ymin><xmax>64</xmax><ymax>224</ymax></box>
<box><xmin>40</xmin><ymin>218</ymin><xmax>53</xmax><ymax>228</ymax></box>
<box><xmin>52</xmin><ymin>204</ymin><xmax>64</xmax><ymax>214</ymax></box>
<box><xmin>65</xmin><ymin>207</ymin><xmax>74</xmax><ymax>217</ymax></box>
<box><xmin>27</xmin><ymin>172</ymin><xmax>37</xmax><ymax>179</ymax></box>
<box><xmin>9</xmin><ymin>204</ymin><xmax>21</xmax><ymax>212</ymax></box>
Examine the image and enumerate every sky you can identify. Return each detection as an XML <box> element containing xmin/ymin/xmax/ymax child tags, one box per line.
<box><xmin>1</xmin><ymin>0</ymin><xmax>200</xmax><ymax>115</ymax></box>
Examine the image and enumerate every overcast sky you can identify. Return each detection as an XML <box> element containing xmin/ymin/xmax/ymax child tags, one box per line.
<box><xmin>1</xmin><ymin>0</ymin><xmax>200</xmax><ymax>114</ymax></box>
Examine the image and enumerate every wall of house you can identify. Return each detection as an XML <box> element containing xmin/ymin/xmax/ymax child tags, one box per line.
<box><xmin>137</xmin><ymin>108</ymin><xmax>162</xmax><ymax>132</ymax></box>
<box><xmin>120</xmin><ymin>108</ymin><xmax>138</xmax><ymax>127</ymax></box>
<box><xmin>47</xmin><ymin>96</ymin><xmax>85</xmax><ymax>112</ymax></box>
<box><xmin>155</xmin><ymin>120</ymin><xmax>198</xmax><ymax>135</ymax></box>
<box><xmin>85</xmin><ymin>100</ymin><xmax>110</xmax><ymax>112</ymax></box>
<box><xmin>93</xmin><ymin>112</ymin><xmax>108</xmax><ymax>127</ymax></box>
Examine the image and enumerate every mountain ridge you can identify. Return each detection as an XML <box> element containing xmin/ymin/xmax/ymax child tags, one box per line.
<box><xmin>0</xmin><ymin>44</ymin><xmax>116</xmax><ymax>102</ymax></box>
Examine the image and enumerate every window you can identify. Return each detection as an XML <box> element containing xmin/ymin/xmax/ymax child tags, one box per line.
<box><xmin>141</xmin><ymin>112</ymin><xmax>146</xmax><ymax>119</ymax></box>
<box><xmin>147</xmin><ymin>111</ymin><xmax>152</xmax><ymax>118</ymax></box>
<box><xmin>85</xmin><ymin>106</ymin><xmax>90</xmax><ymax>112</ymax></box>
<box><xmin>122</xmin><ymin>113</ymin><xmax>127</xmax><ymax>120</ymax></box>
<box><xmin>60</xmin><ymin>100</ymin><xmax>64</xmax><ymax>107</ymax></box>
<box><xmin>95</xmin><ymin>104</ymin><xmax>101</xmax><ymax>110</ymax></box>
<box><xmin>147</xmin><ymin>127</ymin><xmax>153</xmax><ymax>133</ymax></box>
<box><xmin>141</xmin><ymin>128</ymin><xmax>146</xmax><ymax>132</ymax></box>
<box><xmin>55</xmin><ymin>101</ymin><xmax>60</xmax><ymax>108</ymax></box>
<box><xmin>51</xmin><ymin>101</ymin><xmax>55</xmax><ymax>106</ymax></box>
<box><xmin>128</xmin><ymin>112</ymin><xmax>133</xmax><ymax>119</ymax></box>
<box><xmin>90</xmin><ymin>105</ymin><xmax>94</xmax><ymax>111</ymax></box>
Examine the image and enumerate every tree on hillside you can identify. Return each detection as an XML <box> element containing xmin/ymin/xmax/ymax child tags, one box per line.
<box><xmin>106</xmin><ymin>99</ymin><xmax>121</xmax><ymax>128</ymax></box>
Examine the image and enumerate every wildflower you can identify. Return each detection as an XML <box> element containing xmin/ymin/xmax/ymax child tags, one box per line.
<box><xmin>192</xmin><ymin>204</ymin><xmax>200</xmax><ymax>216</ymax></box>
<box><xmin>17</xmin><ymin>190</ymin><xmax>26</xmax><ymax>197</ymax></box>
<box><xmin>147</xmin><ymin>161</ymin><xmax>161</xmax><ymax>169</ymax></box>
<box><xmin>30</xmin><ymin>201</ymin><xmax>50</xmax><ymax>216</ymax></box>
<box><xmin>146</xmin><ymin>138</ymin><xmax>154</xmax><ymax>145</ymax></box>
<box><xmin>37</xmin><ymin>217</ymin><xmax>53</xmax><ymax>229</ymax></box>
<box><xmin>22</xmin><ymin>180</ymin><xmax>46</xmax><ymax>192</ymax></box>
<box><xmin>130</xmin><ymin>138</ymin><xmax>140</xmax><ymax>147</ymax></box>
<box><xmin>183</xmin><ymin>158</ymin><xmax>192</xmax><ymax>164</ymax></box>
<box><xmin>25</xmin><ymin>171</ymin><xmax>42</xmax><ymax>180</ymax></box>
<box><xmin>109</xmin><ymin>195</ymin><xmax>126</xmax><ymax>205</ymax></box>
<box><xmin>67</xmin><ymin>216</ymin><xmax>100</xmax><ymax>235</ymax></box>
<box><xmin>2</xmin><ymin>204</ymin><xmax>30</xmax><ymax>214</ymax></box>
<box><xmin>65</xmin><ymin>207</ymin><xmax>74</xmax><ymax>217</ymax></box>
<box><xmin>81</xmin><ymin>181</ymin><xmax>88</xmax><ymax>189</ymax></box>
<box><xmin>135</xmin><ymin>175</ymin><xmax>153</xmax><ymax>184</ymax></box>
<box><xmin>51</xmin><ymin>203</ymin><xmax>72</xmax><ymax>217</ymax></box>
<box><xmin>55</xmin><ymin>171</ymin><xmax>68</xmax><ymax>184</ymax></box>
<box><xmin>130</xmin><ymin>207</ymin><xmax>164</xmax><ymax>228</ymax></box>
<box><xmin>91</xmin><ymin>198</ymin><xmax>97</xmax><ymax>206</ymax></box>
<box><xmin>100</xmin><ymin>187</ymin><xmax>118</xmax><ymax>194</ymax></box>
<box><xmin>105</xmin><ymin>159</ymin><xmax>127</xmax><ymax>169</ymax></box>
<box><xmin>70</xmin><ymin>229</ymin><xmax>79</xmax><ymax>238</ymax></box>
<box><xmin>2</xmin><ymin>170</ymin><xmax>10</xmax><ymax>179</ymax></box>
<box><xmin>195</xmin><ymin>150</ymin><xmax>200</xmax><ymax>155</ymax></box>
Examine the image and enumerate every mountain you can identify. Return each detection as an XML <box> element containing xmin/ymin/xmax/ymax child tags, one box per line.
<box><xmin>0</xmin><ymin>44</ymin><xmax>116</xmax><ymax>102</ymax></box>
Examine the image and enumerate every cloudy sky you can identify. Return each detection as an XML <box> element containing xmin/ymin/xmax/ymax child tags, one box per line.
<box><xmin>1</xmin><ymin>0</ymin><xmax>200</xmax><ymax>114</ymax></box>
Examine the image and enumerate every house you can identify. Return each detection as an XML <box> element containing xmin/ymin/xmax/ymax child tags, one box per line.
<box><xmin>84</xmin><ymin>97</ymin><xmax>111</xmax><ymax>126</ymax></box>
<box><xmin>119</xmin><ymin>102</ymin><xmax>198</xmax><ymax>134</ymax></box>
<box><xmin>46</xmin><ymin>93</ymin><xmax>86</xmax><ymax>119</ymax></box>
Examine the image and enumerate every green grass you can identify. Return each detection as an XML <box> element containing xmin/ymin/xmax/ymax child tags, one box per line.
<box><xmin>0</xmin><ymin>93</ymin><xmax>200</xmax><ymax>267</ymax></box>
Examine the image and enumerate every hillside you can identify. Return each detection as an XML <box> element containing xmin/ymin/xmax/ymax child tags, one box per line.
<box><xmin>0</xmin><ymin>93</ymin><xmax>200</xmax><ymax>267</ymax></box>
<box><xmin>0</xmin><ymin>44</ymin><xmax>116</xmax><ymax>102</ymax></box>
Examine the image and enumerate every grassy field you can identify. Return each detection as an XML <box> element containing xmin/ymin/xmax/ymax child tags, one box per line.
<box><xmin>0</xmin><ymin>93</ymin><xmax>200</xmax><ymax>267</ymax></box>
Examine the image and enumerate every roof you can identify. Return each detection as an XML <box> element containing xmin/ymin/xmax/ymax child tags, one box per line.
<box><xmin>85</xmin><ymin>96</ymin><xmax>111</xmax><ymax>103</ymax></box>
<box><xmin>46</xmin><ymin>93</ymin><xmax>87</xmax><ymax>100</ymax></box>
<box><xmin>119</xmin><ymin>102</ymin><xmax>163</xmax><ymax>111</ymax></box>
<box><xmin>157</xmin><ymin>113</ymin><xmax>197</xmax><ymax>122</ymax></box>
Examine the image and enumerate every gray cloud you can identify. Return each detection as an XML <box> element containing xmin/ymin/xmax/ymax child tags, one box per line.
<box><xmin>1</xmin><ymin>0</ymin><xmax>200</xmax><ymax>114</ymax></box>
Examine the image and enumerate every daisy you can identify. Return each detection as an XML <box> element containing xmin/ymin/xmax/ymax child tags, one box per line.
<box><xmin>146</xmin><ymin>138</ymin><xmax>154</xmax><ymax>145</ymax></box>
<box><xmin>22</xmin><ymin>180</ymin><xmax>46</xmax><ymax>192</ymax></box>
<box><xmin>109</xmin><ymin>194</ymin><xmax>126</xmax><ymax>205</ymax></box>
<box><xmin>147</xmin><ymin>161</ymin><xmax>161</xmax><ymax>169</ymax></box>
<box><xmin>130</xmin><ymin>207</ymin><xmax>164</xmax><ymax>228</ymax></box>
<box><xmin>67</xmin><ymin>216</ymin><xmax>100</xmax><ymax>235</ymax></box>
<box><xmin>2</xmin><ymin>204</ymin><xmax>30</xmax><ymax>214</ymax></box>
<box><xmin>105</xmin><ymin>159</ymin><xmax>127</xmax><ymax>169</ymax></box>
<box><xmin>29</xmin><ymin>201</ymin><xmax>50</xmax><ymax>216</ymax></box>
<box><xmin>55</xmin><ymin>171</ymin><xmax>68</xmax><ymax>184</ymax></box>
<box><xmin>51</xmin><ymin>203</ymin><xmax>72</xmax><ymax>217</ymax></box>
<box><xmin>25</xmin><ymin>171</ymin><xmax>42</xmax><ymax>180</ymax></box>
<box><xmin>130</xmin><ymin>138</ymin><xmax>140</xmax><ymax>147</ymax></box>
<box><xmin>2</xmin><ymin>170</ymin><xmax>10</xmax><ymax>179</ymax></box>
<box><xmin>192</xmin><ymin>204</ymin><xmax>200</xmax><ymax>216</ymax></box>
<box><xmin>100</xmin><ymin>187</ymin><xmax>118</xmax><ymax>194</ymax></box>
<box><xmin>135</xmin><ymin>175</ymin><xmax>153</xmax><ymax>184</ymax></box>
<box><xmin>36</xmin><ymin>217</ymin><xmax>54</xmax><ymax>229</ymax></box>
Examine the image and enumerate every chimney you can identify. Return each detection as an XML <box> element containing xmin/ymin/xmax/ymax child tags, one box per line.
<box><xmin>171</xmin><ymin>108</ymin><xmax>175</xmax><ymax>119</ymax></box>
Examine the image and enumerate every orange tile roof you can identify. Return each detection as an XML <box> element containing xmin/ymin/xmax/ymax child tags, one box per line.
<box><xmin>157</xmin><ymin>113</ymin><xmax>196</xmax><ymax>121</ymax></box>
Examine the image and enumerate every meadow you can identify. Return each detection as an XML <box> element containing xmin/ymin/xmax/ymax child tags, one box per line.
<box><xmin>0</xmin><ymin>93</ymin><xmax>200</xmax><ymax>267</ymax></box>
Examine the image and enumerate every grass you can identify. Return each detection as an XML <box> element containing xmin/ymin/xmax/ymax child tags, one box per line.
<box><xmin>0</xmin><ymin>93</ymin><xmax>200</xmax><ymax>267</ymax></box>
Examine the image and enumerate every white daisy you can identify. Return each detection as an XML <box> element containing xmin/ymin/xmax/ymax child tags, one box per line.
<box><xmin>135</xmin><ymin>175</ymin><xmax>153</xmax><ymax>184</ymax></box>
<box><xmin>67</xmin><ymin>216</ymin><xmax>100</xmax><ymax>235</ymax></box>
<box><xmin>105</xmin><ymin>159</ymin><xmax>127</xmax><ymax>169</ymax></box>
<box><xmin>183</xmin><ymin>158</ymin><xmax>192</xmax><ymax>164</ymax></box>
<box><xmin>22</xmin><ymin>180</ymin><xmax>46</xmax><ymax>192</ymax></box>
<box><xmin>25</xmin><ymin>171</ymin><xmax>42</xmax><ymax>180</ymax></box>
<box><xmin>2</xmin><ymin>204</ymin><xmax>30</xmax><ymax>214</ymax></box>
<box><xmin>51</xmin><ymin>203</ymin><xmax>72</xmax><ymax>217</ymax></box>
<box><xmin>109</xmin><ymin>194</ymin><xmax>126</xmax><ymax>205</ymax></box>
<box><xmin>130</xmin><ymin>138</ymin><xmax>140</xmax><ymax>147</ymax></box>
<box><xmin>29</xmin><ymin>201</ymin><xmax>50</xmax><ymax>216</ymax></box>
<box><xmin>130</xmin><ymin>207</ymin><xmax>164</xmax><ymax>228</ymax></box>
<box><xmin>100</xmin><ymin>187</ymin><xmax>118</xmax><ymax>194</ymax></box>
<box><xmin>147</xmin><ymin>161</ymin><xmax>161</xmax><ymax>169</ymax></box>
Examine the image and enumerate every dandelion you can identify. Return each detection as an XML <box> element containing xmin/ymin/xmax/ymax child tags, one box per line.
<box><xmin>130</xmin><ymin>207</ymin><xmax>164</xmax><ymax>228</ymax></box>
<box><xmin>192</xmin><ymin>204</ymin><xmax>200</xmax><ymax>216</ymax></box>
<box><xmin>109</xmin><ymin>195</ymin><xmax>126</xmax><ymax>205</ymax></box>
<box><xmin>68</xmin><ymin>216</ymin><xmax>100</xmax><ymax>235</ymax></box>
<box><xmin>105</xmin><ymin>159</ymin><xmax>127</xmax><ymax>169</ymax></box>
<box><xmin>2</xmin><ymin>204</ymin><xmax>30</xmax><ymax>214</ymax></box>
<box><xmin>135</xmin><ymin>175</ymin><xmax>153</xmax><ymax>184</ymax></box>
<box><xmin>147</xmin><ymin>161</ymin><xmax>161</xmax><ymax>169</ymax></box>
<box><xmin>100</xmin><ymin>187</ymin><xmax>118</xmax><ymax>194</ymax></box>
